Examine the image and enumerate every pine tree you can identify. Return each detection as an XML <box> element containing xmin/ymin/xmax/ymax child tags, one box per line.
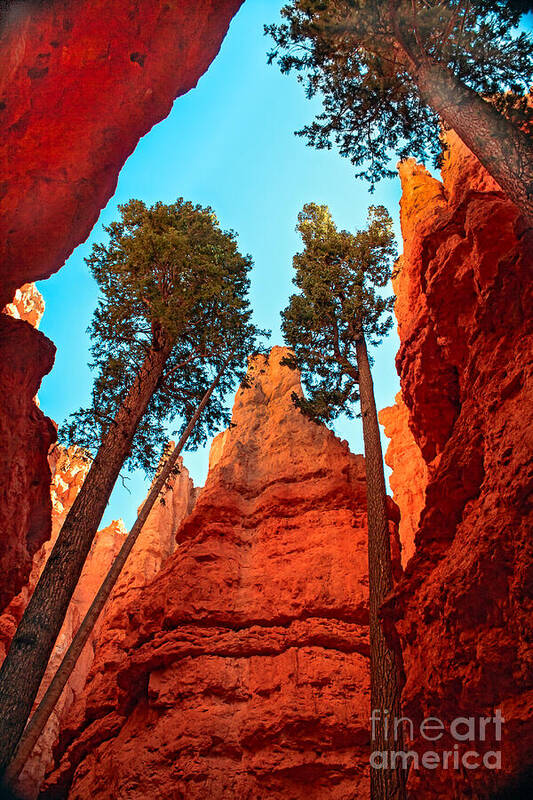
<box><xmin>266</xmin><ymin>1</ymin><xmax>533</xmax><ymax>225</ymax></box>
<box><xmin>3</xmin><ymin>360</ymin><xmax>231</xmax><ymax>789</ymax></box>
<box><xmin>0</xmin><ymin>198</ymin><xmax>264</xmax><ymax>776</ymax></box>
<box><xmin>281</xmin><ymin>203</ymin><xmax>406</xmax><ymax>799</ymax></box>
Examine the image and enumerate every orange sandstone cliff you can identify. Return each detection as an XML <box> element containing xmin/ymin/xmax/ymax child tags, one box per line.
<box><xmin>41</xmin><ymin>348</ymin><xmax>401</xmax><ymax>800</ymax></box>
<box><xmin>0</xmin><ymin>0</ymin><xmax>243</xmax><ymax>305</ymax></box>
<box><xmin>0</xmin><ymin>446</ymin><xmax>125</xmax><ymax>800</ymax></box>
<box><xmin>382</xmin><ymin>134</ymin><xmax>533</xmax><ymax>798</ymax></box>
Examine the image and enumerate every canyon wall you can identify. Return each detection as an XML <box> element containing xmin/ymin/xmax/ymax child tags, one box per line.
<box><xmin>42</xmin><ymin>348</ymin><xmax>400</xmax><ymax>800</ymax></box>
<box><xmin>382</xmin><ymin>134</ymin><xmax>533</xmax><ymax>797</ymax></box>
<box><xmin>379</xmin><ymin>393</ymin><xmax>428</xmax><ymax>566</ymax></box>
<box><xmin>0</xmin><ymin>287</ymin><xmax>56</xmax><ymax>609</ymax></box>
<box><xmin>0</xmin><ymin>0</ymin><xmax>243</xmax><ymax>612</ymax></box>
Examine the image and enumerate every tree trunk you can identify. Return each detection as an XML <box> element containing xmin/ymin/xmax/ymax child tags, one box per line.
<box><xmin>414</xmin><ymin>59</ymin><xmax>533</xmax><ymax>227</ymax></box>
<box><xmin>2</xmin><ymin>360</ymin><xmax>229</xmax><ymax>789</ymax></box>
<box><xmin>355</xmin><ymin>335</ymin><xmax>406</xmax><ymax>800</ymax></box>
<box><xmin>0</xmin><ymin>341</ymin><xmax>172</xmax><ymax>775</ymax></box>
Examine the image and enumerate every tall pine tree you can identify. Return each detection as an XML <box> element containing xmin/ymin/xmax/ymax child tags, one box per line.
<box><xmin>0</xmin><ymin>198</ymin><xmax>264</xmax><ymax>776</ymax></box>
<box><xmin>267</xmin><ymin>0</ymin><xmax>533</xmax><ymax>225</ymax></box>
<box><xmin>281</xmin><ymin>203</ymin><xmax>406</xmax><ymax>800</ymax></box>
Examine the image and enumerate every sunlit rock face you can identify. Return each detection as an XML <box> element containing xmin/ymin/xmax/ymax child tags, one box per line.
<box><xmin>4</xmin><ymin>284</ymin><xmax>46</xmax><ymax>329</ymax></box>
<box><xmin>383</xmin><ymin>133</ymin><xmax>533</xmax><ymax>798</ymax></box>
<box><xmin>0</xmin><ymin>0</ymin><xmax>243</xmax><ymax>306</ymax></box>
<box><xmin>379</xmin><ymin>392</ymin><xmax>428</xmax><ymax>566</ymax></box>
<box><xmin>42</xmin><ymin>348</ymin><xmax>401</xmax><ymax>800</ymax></box>
<box><xmin>0</xmin><ymin>287</ymin><xmax>56</xmax><ymax>610</ymax></box>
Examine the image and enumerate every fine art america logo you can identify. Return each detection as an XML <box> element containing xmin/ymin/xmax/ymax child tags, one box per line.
<box><xmin>370</xmin><ymin>710</ymin><xmax>505</xmax><ymax>771</ymax></box>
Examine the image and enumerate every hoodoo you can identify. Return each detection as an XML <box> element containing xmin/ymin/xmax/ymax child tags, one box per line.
<box><xmin>41</xmin><ymin>347</ymin><xmax>400</xmax><ymax>800</ymax></box>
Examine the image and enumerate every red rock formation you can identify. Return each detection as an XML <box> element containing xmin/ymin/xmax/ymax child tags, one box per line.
<box><xmin>0</xmin><ymin>446</ymin><xmax>91</xmax><ymax>661</ymax></box>
<box><xmin>0</xmin><ymin>289</ymin><xmax>56</xmax><ymax>610</ymax></box>
<box><xmin>2</xmin><ymin>446</ymin><xmax>196</xmax><ymax>798</ymax></box>
<box><xmin>379</xmin><ymin>392</ymin><xmax>428</xmax><ymax>565</ymax></box>
<box><xmin>42</xmin><ymin>348</ymin><xmax>401</xmax><ymax>800</ymax></box>
<box><xmin>0</xmin><ymin>0</ymin><xmax>243</xmax><ymax>306</ymax></box>
<box><xmin>383</xmin><ymin>134</ymin><xmax>533</xmax><ymax>798</ymax></box>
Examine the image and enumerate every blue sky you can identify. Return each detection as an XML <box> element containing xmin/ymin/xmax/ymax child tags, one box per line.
<box><xmin>37</xmin><ymin>0</ymin><xmax>408</xmax><ymax>528</ymax></box>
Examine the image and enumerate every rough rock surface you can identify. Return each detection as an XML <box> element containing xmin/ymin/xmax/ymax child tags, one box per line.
<box><xmin>0</xmin><ymin>0</ymin><xmax>243</xmax><ymax>306</ymax></box>
<box><xmin>3</xmin><ymin>284</ymin><xmax>46</xmax><ymax>329</ymax></box>
<box><xmin>0</xmin><ymin>446</ymin><xmax>91</xmax><ymax>662</ymax></box>
<box><xmin>379</xmin><ymin>392</ymin><xmax>428</xmax><ymax>566</ymax></box>
<box><xmin>42</xmin><ymin>348</ymin><xmax>400</xmax><ymax>800</ymax></box>
<box><xmin>0</xmin><ymin>447</ymin><xmax>126</xmax><ymax>799</ymax></box>
<box><xmin>14</xmin><ymin>520</ymin><xmax>127</xmax><ymax>800</ymax></box>
<box><xmin>383</xmin><ymin>134</ymin><xmax>533</xmax><ymax>798</ymax></box>
<box><xmin>0</xmin><ymin>292</ymin><xmax>56</xmax><ymax>610</ymax></box>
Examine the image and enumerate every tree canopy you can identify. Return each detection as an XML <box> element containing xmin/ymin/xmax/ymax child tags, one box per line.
<box><xmin>266</xmin><ymin>0</ymin><xmax>533</xmax><ymax>187</ymax></box>
<box><xmin>281</xmin><ymin>202</ymin><xmax>396</xmax><ymax>422</ymax></box>
<box><xmin>61</xmin><ymin>198</ymin><xmax>263</xmax><ymax>473</ymax></box>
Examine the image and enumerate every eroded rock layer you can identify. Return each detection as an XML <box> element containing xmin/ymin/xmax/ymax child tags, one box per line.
<box><xmin>42</xmin><ymin>348</ymin><xmax>397</xmax><ymax>800</ymax></box>
<box><xmin>0</xmin><ymin>447</ymin><xmax>125</xmax><ymax>799</ymax></box>
<box><xmin>384</xmin><ymin>134</ymin><xmax>533</xmax><ymax>798</ymax></box>
<box><xmin>0</xmin><ymin>290</ymin><xmax>56</xmax><ymax>609</ymax></box>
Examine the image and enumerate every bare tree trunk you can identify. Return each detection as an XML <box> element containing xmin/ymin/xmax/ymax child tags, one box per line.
<box><xmin>355</xmin><ymin>335</ymin><xmax>406</xmax><ymax>800</ymax></box>
<box><xmin>0</xmin><ymin>341</ymin><xmax>172</xmax><ymax>775</ymax></box>
<box><xmin>415</xmin><ymin>60</ymin><xmax>533</xmax><ymax>227</ymax></box>
<box><xmin>2</xmin><ymin>361</ymin><xmax>229</xmax><ymax>789</ymax></box>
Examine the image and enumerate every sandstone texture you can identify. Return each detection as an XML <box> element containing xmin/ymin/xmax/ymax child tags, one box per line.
<box><xmin>0</xmin><ymin>0</ymin><xmax>243</xmax><ymax>307</ymax></box>
<box><xmin>3</xmin><ymin>284</ymin><xmax>46</xmax><ymax>329</ymax></box>
<box><xmin>0</xmin><ymin>290</ymin><xmax>56</xmax><ymax>610</ymax></box>
<box><xmin>1</xmin><ymin>447</ymin><xmax>195</xmax><ymax>799</ymax></box>
<box><xmin>379</xmin><ymin>392</ymin><xmax>428</xmax><ymax>566</ymax></box>
<box><xmin>383</xmin><ymin>133</ymin><xmax>533</xmax><ymax>798</ymax></box>
<box><xmin>42</xmin><ymin>348</ymin><xmax>400</xmax><ymax>800</ymax></box>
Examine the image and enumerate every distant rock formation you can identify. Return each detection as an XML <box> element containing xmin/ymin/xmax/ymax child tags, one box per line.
<box><xmin>42</xmin><ymin>347</ymin><xmax>400</xmax><ymax>800</ymax></box>
<box><xmin>3</xmin><ymin>445</ymin><xmax>197</xmax><ymax>799</ymax></box>
<box><xmin>4</xmin><ymin>284</ymin><xmax>46</xmax><ymax>329</ymax></box>
<box><xmin>379</xmin><ymin>392</ymin><xmax>428</xmax><ymax>565</ymax></box>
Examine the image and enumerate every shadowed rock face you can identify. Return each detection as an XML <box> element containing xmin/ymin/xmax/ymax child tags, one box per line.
<box><xmin>0</xmin><ymin>289</ymin><xmax>56</xmax><ymax>610</ymax></box>
<box><xmin>382</xmin><ymin>133</ymin><xmax>533</xmax><ymax>798</ymax></box>
<box><xmin>0</xmin><ymin>0</ymin><xmax>243</xmax><ymax>306</ymax></box>
<box><xmin>42</xmin><ymin>348</ymin><xmax>401</xmax><ymax>800</ymax></box>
